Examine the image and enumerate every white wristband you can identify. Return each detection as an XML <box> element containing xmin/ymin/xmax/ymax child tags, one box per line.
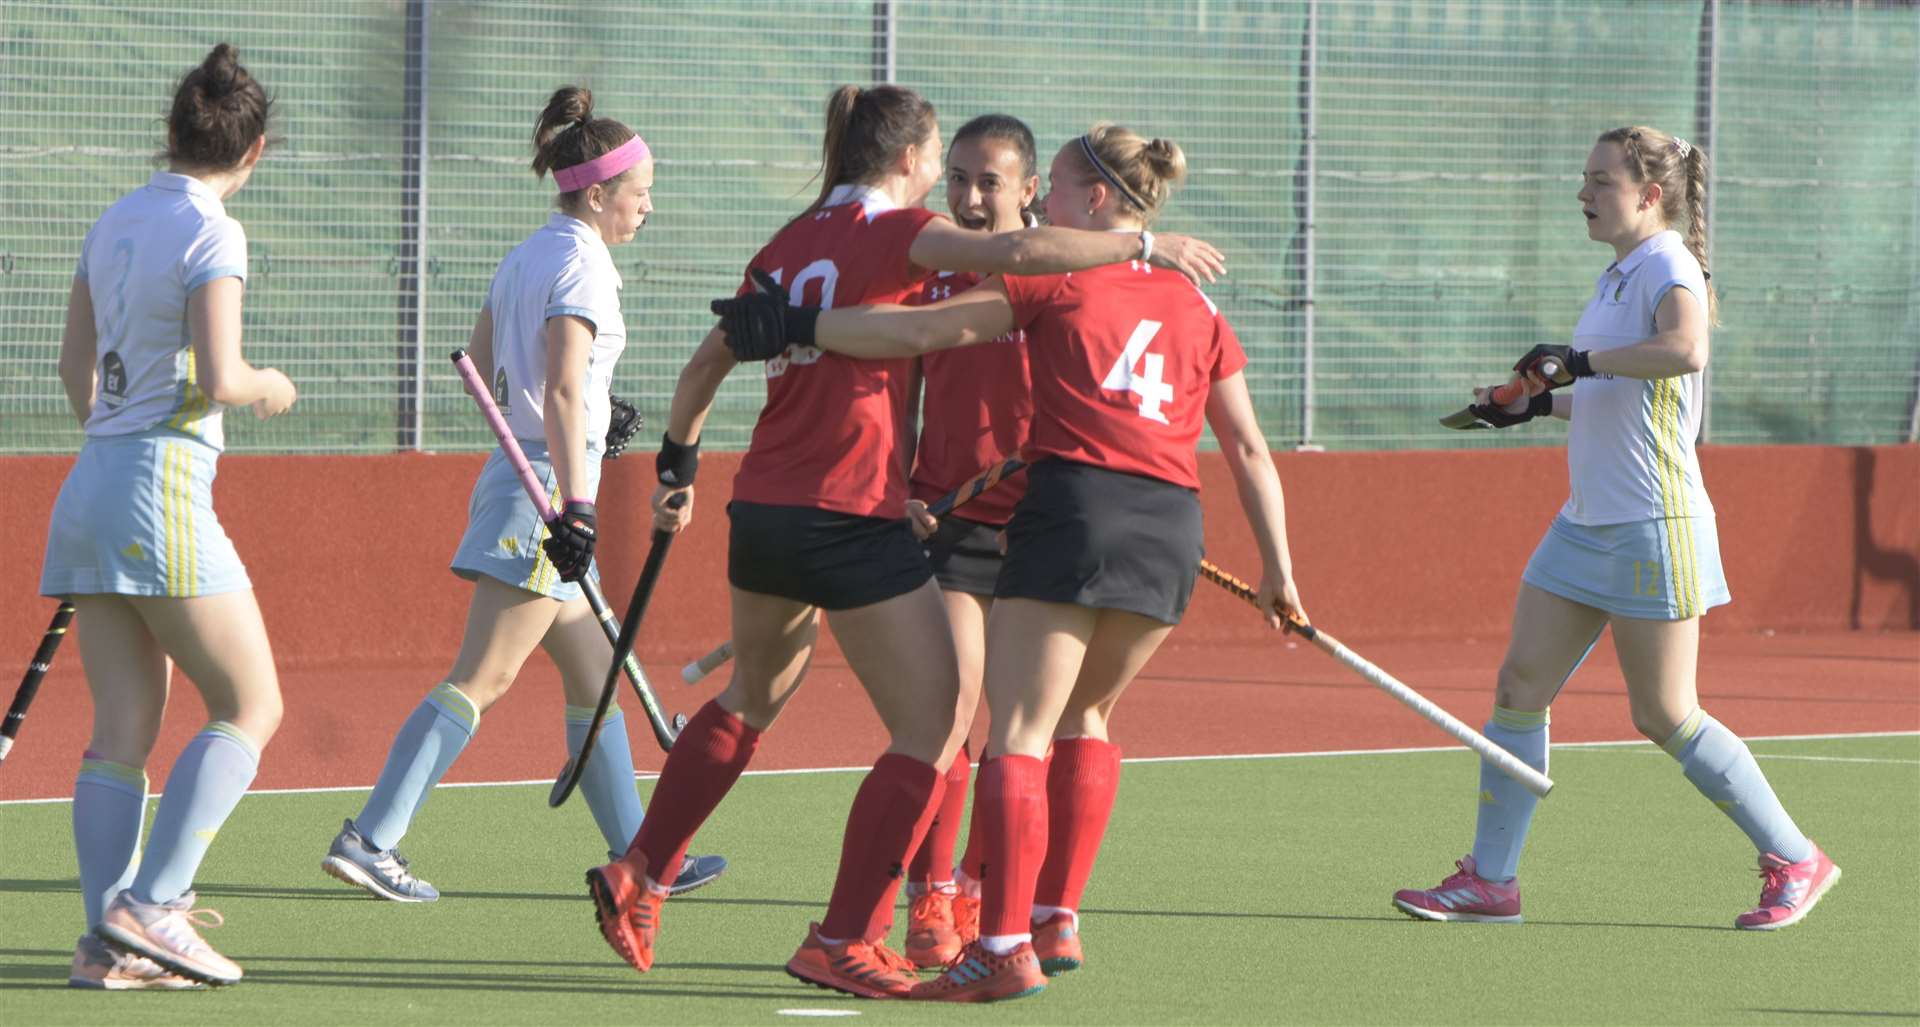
<box><xmin>1138</xmin><ymin>229</ymin><xmax>1154</xmax><ymax>263</ymax></box>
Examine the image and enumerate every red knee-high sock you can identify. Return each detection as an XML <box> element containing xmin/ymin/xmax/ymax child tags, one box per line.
<box><xmin>976</xmin><ymin>754</ymin><xmax>1048</xmax><ymax>938</ymax></box>
<box><xmin>819</xmin><ymin>753</ymin><xmax>942</xmax><ymax>941</ymax></box>
<box><xmin>1032</xmin><ymin>737</ymin><xmax>1121</xmax><ymax>912</ymax></box>
<box><xmin>621</xmin><ymin>701</ymin><xmax>760</xmax><ymax>886</ymax></box>
<box><xmin>958</xmin><ymin>778</ymin><xmax>987</xmax><ymax>887</ymax></box>
<box><xmin>908</xmin><ymin>742</ymin><xmax>971</xmax><ymax>885</ymax></box>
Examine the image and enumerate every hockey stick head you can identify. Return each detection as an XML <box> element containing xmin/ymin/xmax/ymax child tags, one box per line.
<box><xmin>549</xmin><ymin>759</ymin><xmax>579</xmax><ymax>806</ymax></box>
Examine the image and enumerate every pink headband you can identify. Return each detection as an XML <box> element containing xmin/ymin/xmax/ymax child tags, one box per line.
<box><xmin>553</xmin><ymin>135</ymin><xmax>650</xmax><ymax>192</ymax></box>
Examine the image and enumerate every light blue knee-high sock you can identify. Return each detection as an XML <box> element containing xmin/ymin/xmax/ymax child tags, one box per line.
<box><xmin>1665</xmin><ymin>708</ymin><xmax>1813</xmax><ymax>862</ymax></box>
<box><xmin>131</xmin><ymin>722</ymin><xmax>260</xmax><ymax>905</ymax></box>
<box><xmin>356</xmin><ymin>683</ymin><xmax>480</xmax><ymax>852</ymax></box>
<box><xmin>566</xmin><ymin>704</ymin><xmax>646</xmax><ymax>855</ymax></box>
<box><xmin>72</xmin><ymin>756</ymin><xmax>148</xmax><ymax>926</ymax></box>
<box><xmin>1470</xmin><ymin>706</ymin><xmax>1550</xmax><ymax>882</ymax></box>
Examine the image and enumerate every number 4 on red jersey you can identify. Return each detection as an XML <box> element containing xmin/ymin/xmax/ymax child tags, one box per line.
<box><xmin>1100</xmin><ymin>319</ymin><xmax>1173</xmax><ymax>424</ymax></box>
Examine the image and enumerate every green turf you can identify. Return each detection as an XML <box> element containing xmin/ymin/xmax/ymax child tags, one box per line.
<box><xmin>4</xmin><ymin>736</ymin><xmax>1915</xmax><ymax>1024</ymax></box>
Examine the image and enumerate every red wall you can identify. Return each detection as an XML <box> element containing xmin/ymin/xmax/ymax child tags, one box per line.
<box><xmin>1</xmin><ymin>445</ymin><xmax>1913</xmax><ymax>669</ymax></box>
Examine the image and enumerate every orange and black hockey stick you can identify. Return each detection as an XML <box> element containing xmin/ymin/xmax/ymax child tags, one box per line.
<box><xmin>1197</xmin><ymin>559</ymin><xmax>1554</xmax><ymax>798</ymax></box>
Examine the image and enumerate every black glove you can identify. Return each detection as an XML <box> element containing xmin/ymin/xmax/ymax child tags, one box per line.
<box><xmin>1468</xmin><ymin>390</ymin><xmax>1556</xmax><ymax>428</ymax></box>
<box><xmin>603</xmin><ymin>394</ymin><xmax>643</xmax><ymax>459</ymax></box>
<box><xmin>710</xmin><ymin>268</ymin><xmax>820</xmax><ymax>362</ymax></box>
<box><xmin>541</xmin><ymin>500</ymin><xmax>597</xmax><ymax>583</ymax></box>
<box><xmin>1512</xmin><ymin>345</ymin><xmax>1593</xmax><ymax>388</ymax></box>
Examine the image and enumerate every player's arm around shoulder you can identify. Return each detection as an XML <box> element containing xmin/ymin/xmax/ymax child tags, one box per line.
<box><xmin>816</xmin><ymin>279</ymin><xmax>1017</xmax><ymax>359</ymax></box>
<box><xmin>909</xmin><ymin>216</ymin><xmax>1224</xmax><ymax>282</ymax></box>
<box><xmin>1205</xmin><ymin>370</ymin><xmax>1305</xmax><ymax>628</ymax></box>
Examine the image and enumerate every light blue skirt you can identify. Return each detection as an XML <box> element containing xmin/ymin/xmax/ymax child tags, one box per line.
<box><xmin>450</xmin><ymin>440</ymin><xmax>601</xmax><ymax>601</ymax></box>
<box><xmin>1522</xmin><ymin>513</ymin><xmax>1731</xmax><ymax>621</ymax></box>
<box><xmin>40</xmin><ymin>429</ymin><xmax>251</xmax><ymax>599</ymax></box>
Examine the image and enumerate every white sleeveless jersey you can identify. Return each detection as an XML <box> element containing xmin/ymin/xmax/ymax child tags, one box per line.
<box><xmin>484</xmin><ymin>213</ymin><xmax>626</xmax><ymax>448</ymax></box>
<box><xmin>77</xmin><ymin>172</ymin><xmax>249</xmax><ymax>450</ymax></box>
<box><xmin>1562</xmin><ymin>230</ymin><xmax>1714</xmax><ymax>525</ymax></box>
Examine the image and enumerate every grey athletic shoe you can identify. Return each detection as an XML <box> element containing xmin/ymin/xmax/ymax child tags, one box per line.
<box><xmin>607</xmin><ymin>851</ymin><xmax>726</xmax><ymax>895</ymax></box>
<box><xmin>672</xmin><ymin>853</ymin><xmax>728</xmax><ymax>895</ymax></box>
<box><xmin>322</xmin><ymin>818</ymin><xmax>440</xmax><ymax>902</ymax></box>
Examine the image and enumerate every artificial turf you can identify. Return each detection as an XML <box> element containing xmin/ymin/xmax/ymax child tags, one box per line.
<box><xmin>3</xmin><ymin>734</ymin><xmax>1914</xmax><ymax>1025</ymax></box>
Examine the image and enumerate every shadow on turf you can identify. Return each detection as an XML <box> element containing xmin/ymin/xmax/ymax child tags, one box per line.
<box><xmin>0</xmin><ymin>949</ymin><xmax>69</xmax><ymax>989</ymax></box>
<box><xmin>177</xmin><ymin>882</ymin><xmax>820</xmax><ymax>909</ymax></box>
<box><xmin>232</xmin><ymin>962</ymin><xmax>818</xmax><ymax>1001</ymax></box>
<box><xmin>1744</xmin><ymin>1011</ymin><xmax>1920</xmax><ymax>1020</ymax></box>
<box><xmin>1085</xmin><ymin>904</ymin><xmax>1730</xmax><ymax>932</ymax></box>
<box><xmin>0</xmin><ymin>945</ymin><xmax>821</xmax><ymax>1000</ymax></box>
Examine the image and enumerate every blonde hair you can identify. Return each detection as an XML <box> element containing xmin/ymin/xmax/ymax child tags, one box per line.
<box><xmin>1064</xmin><ymin>122</ymin><xmax>1187</xmax><ymax>224</ymax></box>
<box><xmin>1597</xmin><ymin>125</ymin><xmax>1720</xmax><ymax>325</ymax></box>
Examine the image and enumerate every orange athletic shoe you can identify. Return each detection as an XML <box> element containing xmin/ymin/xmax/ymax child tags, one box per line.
<box><xmin>951</xmin><ymin>892</ymin><xmax>981</xmax><ymax>945</ymax></box>
<box><xmin>909</xmin><ymin>939</ymin><xmax>1046</xmax><ymax>1003</ymax></box>
<box><xmin>587</xmin><ymin>860</ymin><xmax>664</xmax><ymax>973</ymax></box>
<box><xmin>1031</xmin><ymin>913</ymin><xmax>1084</xmax><ymax>976</ymax></box>
<box><xmin>785</xmin><ymin>922</ymin><xmax>918</xmax><ymax>999</ymax></box>
<box><xmin>905</xmin><ymin>889</ymin><xmax>963</xmax><ymax>969</ymax></box>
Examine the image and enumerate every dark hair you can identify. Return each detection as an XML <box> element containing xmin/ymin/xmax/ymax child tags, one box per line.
<box><xmin>952</xmin><ymin>113</ymin><xmax>1041</xmax><ymax>225</ymax></box>
<box><xmin>797</xmin><ymin>85</ymin><xmax>937</xmax><ymax>221</ymax></box>
<box><xmin>1596</xmin><ymin>125</ymin><xmax>1720</xmax><ymax>325</ymax></box>
<box><xmin>530</xmin><ymin>86</ymin><xmax>637</xmax><ymax>203</ymax></box>
<box><xmin>166</xmin><ymin>43</ymin><xmax>271</xmax><ymax>170</ymax></box>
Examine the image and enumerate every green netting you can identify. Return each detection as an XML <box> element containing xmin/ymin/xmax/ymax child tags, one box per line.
<box><xmin>1</xmin><ymin>0</ymin><xmax>1914</xmax><ymax>455</ymax></box>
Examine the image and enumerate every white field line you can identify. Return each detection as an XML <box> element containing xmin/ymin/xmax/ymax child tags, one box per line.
<box><xmin>1</xmin><ymin>729</ymin><xmax>1913</xmax><ymax>808</ymax></box>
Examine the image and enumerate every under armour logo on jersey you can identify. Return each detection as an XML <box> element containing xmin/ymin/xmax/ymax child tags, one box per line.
<box><xmin>929</xmin><ymin>285</ymin><xmax>952</xmax><ymax>300</ymax></box>
<box><xmin>814</xmin><ymin>210</ymin><xmax>832</xmax><ymax>221</ymax></box>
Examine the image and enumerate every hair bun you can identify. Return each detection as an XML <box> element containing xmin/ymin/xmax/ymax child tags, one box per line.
<box><xmin>199</xmin><ymin>43</ymin><xmax>241</xmax><ymax>96</ymax></box>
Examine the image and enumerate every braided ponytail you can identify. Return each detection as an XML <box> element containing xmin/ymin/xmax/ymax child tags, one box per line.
<box><xmin>1681</xmin><ymin>147</ymin><xmax>1720</xmax><ymax>326</ymax></box>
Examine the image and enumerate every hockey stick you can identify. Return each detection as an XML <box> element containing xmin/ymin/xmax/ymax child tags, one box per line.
<box><xmin>0</xmin><ymin>602</ymin><xmax>77</xmax><ymax>768</ymax></box>
<box><xmin>562</xmin><ymin>496</ymin><xmax>684</xmax><ymax>807</ymax></box>
<box><xmin>1439</xmin><ymin>358</ymin><xmax>1560</xmax><ymax>430</ymax></box>
<box><xmin>451</xmin><ymin>353</ymin><xmax>685</xmax><ymax>781</ymax></box>
<box><xmin>1196</xmin><ymin>559</ymin><xmax>1554</xmax><ymax>798</ymax></box>
<box><xmin>680</xmin><ymin>454</ymin><xmax>1031</xmax><ymax>685</ymax></box>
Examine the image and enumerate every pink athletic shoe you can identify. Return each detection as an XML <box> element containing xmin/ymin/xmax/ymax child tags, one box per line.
<box><xmin>1392</xmin><ymin>855</ymin><xmax>1522</xmax><ymax>923</ymax></box>
<box><xmin>1735</xmin><ymin>844</ymin><xmax>1840</xmax><ymax>931</ymax></box>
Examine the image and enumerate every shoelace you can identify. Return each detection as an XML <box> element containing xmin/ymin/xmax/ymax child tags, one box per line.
<box><xmin>868</xmin><ymin>940</ymin><xmax>918</xmax><ymax>979</ymax></box>
<box><xmin>1754</xmin><ymin>862</ymin><xmax>1793</xmax><ymax>906</ymax></box>
<box><xmin>910</xmin><ymin>891</ymin><xmax>954</xmax><ymax>930</ymax></box>
<box><xmin>951</xmin><ymin>895</ymin><xmax>981</xmax><ymax>938</ymax></box>
<box><xmin>836</xmin><ymin>936</ymin><xmax>912</xmax><ymax>981</ymax></box>
<box><xmin>374</xmin><ymin>850</ymin><xmax>419</xmax><ymax>886</ymax></box>
<box><xmin>1438</xmin><ymin>859</ymin><xmax>1479</xmax><ymax>891</ymax></box>
<box><xmin>153</xmin><ymin>907</ymin><xmax>225</xmax><ymax>955</ymax></box>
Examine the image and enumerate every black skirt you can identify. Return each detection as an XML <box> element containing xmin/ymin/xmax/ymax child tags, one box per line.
<box><xmin>924</xmin><ymin>512</ymin><xmax>1006</xmax><ymax>598</ymax></box>
<box><xmin>727</xmin><ymin>500</ymin><xmax>932</xmax><ymax>611</ymax></box>
<box><xmin>994</xmin><ymin>460</ymin><xmax>1203</xmax><ymax>625</ymax></box>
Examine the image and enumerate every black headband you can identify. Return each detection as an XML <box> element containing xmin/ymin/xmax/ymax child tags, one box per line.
<box><xmin>1078</xmin><ymin>135</ymin><xmax>1148</xmax><ymax>211</ymax></box>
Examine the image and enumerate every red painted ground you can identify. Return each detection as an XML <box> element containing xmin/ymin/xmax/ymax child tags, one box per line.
<box><xmin>4</xmin><ymin>627</ymin><xmax>1912</xmax><ymax>803</ymax></box>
